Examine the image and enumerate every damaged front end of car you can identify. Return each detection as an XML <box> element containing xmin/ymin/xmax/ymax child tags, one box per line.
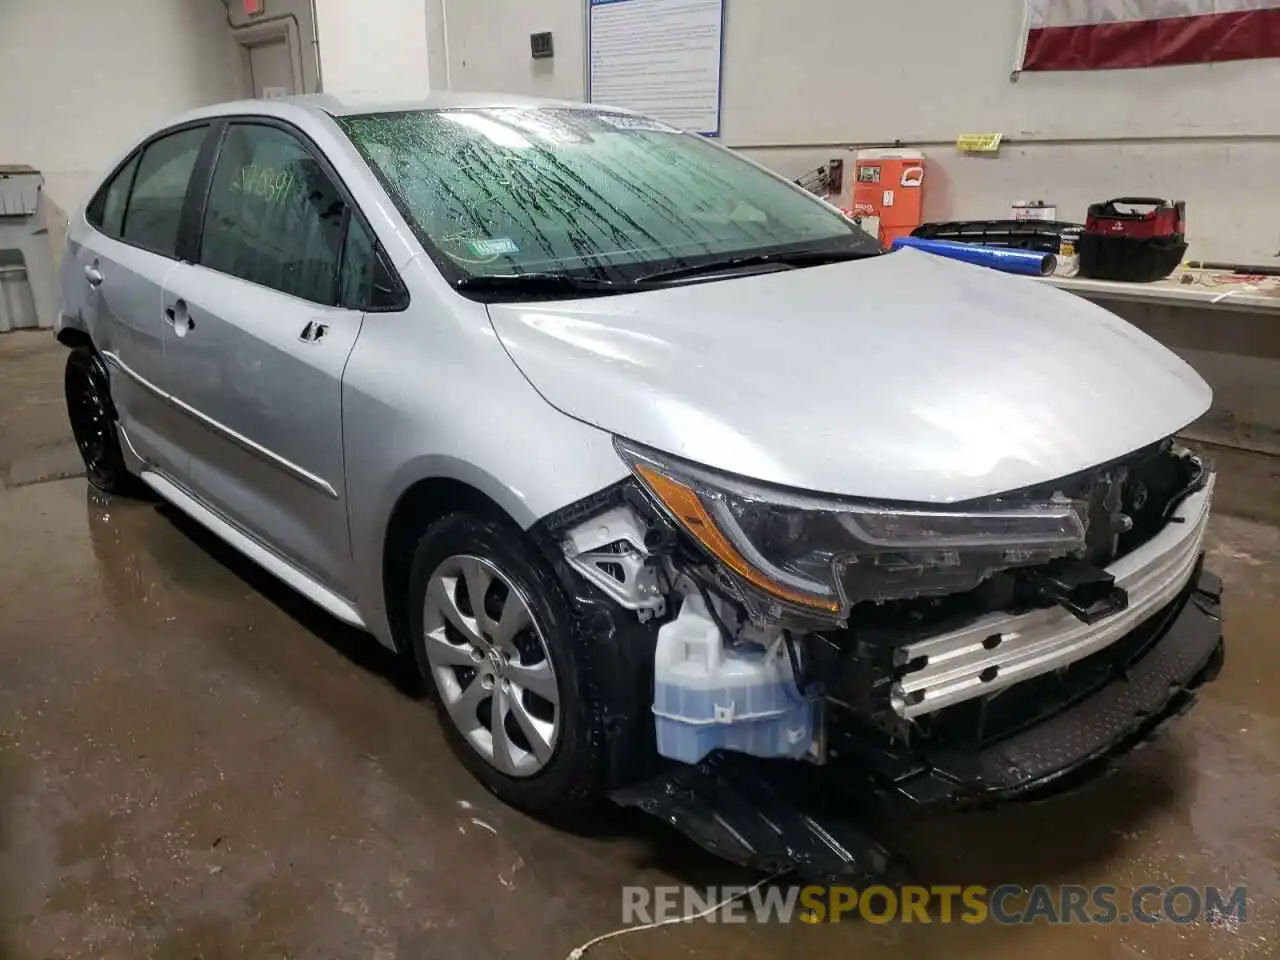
<box><xmin>530</xmin><ymin>437</ymin><xmax>1225</xmax><ymax>883</ymax></box>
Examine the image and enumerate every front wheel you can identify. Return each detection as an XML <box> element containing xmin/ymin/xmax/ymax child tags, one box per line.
<box><xmin>407</xmin><ymin>513</ymin><xmax>608</xmax><ymax>813</ymax></box>
<box><xmin>64</xmin><ymin>347</ymin><xmax>145</xmax><ymax>497</ymax></box>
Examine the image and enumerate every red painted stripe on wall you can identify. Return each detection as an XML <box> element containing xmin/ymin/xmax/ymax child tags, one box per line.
<box><xmin>1023</xmin><ymin>8</ymin><xmax>1280</xmax><ymax>70</ymax></box>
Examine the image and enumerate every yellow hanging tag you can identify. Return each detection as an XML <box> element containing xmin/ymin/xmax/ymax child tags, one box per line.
<box><xmin>956</xmin><ymin>133</ymin><xmax>1003</xmax><ymax>153</ymax></box>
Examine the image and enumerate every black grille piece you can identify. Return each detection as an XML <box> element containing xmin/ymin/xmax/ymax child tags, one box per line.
<box><xmin>825</xmin><ymin>565</ymin><xmax>1223</xmax><ymax>808</ymax></box>
<box><xmin>814</xmin><ymin>445</ymin><xmax>1208</xmax><ymax>716</ymax></box>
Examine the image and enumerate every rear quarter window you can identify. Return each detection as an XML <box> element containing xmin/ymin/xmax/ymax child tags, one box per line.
<box><xmin>121</xmin><ymin>126</ymin><xmax>208</xmax><ymax>258</ymax></box>
<box><xmin>87</xmin><ymin>154</ymin><xmax>140</xmax><ymax>238</ymax></box>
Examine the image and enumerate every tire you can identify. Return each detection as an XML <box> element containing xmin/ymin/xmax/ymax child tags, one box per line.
<box><xmin>407</xmin><ymin>512</ymin><xmax>607</xmax><ymax>813</ymax></box>
<box><xmin>64</xmin><ymin>346</ymin><xmax>146</xmax><ymax>497</ymax></box>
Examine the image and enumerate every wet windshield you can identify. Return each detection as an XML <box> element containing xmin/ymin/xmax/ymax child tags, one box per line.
<box><xmin>337</xmin><ymin>107</ymin><xmax>878</xmax><ymax>286</ymax></box>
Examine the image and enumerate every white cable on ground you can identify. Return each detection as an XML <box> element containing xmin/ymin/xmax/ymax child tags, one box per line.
<box><xmin>565</xmin><ymin>871</ymin><xmax>789</xmax><ymax>960</ymax></box>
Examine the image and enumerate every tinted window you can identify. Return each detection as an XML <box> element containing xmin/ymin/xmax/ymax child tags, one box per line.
<box><xmin>200</xmin><ymin>124</ymin><xmax>347</xmax><ymax>304</ymax></box>
<box><xmin>89</xmin><ymin>154</ymin><xmax>139</xmax><ymax>238</ymax></box>
<box><xmin>121</xmin><ymin>126</ymin><xmax>207</xmax><ymax>257</ymax></box>
<box><xmin>338</xmin><ymin>218</ymin><xmax>408</xmax><ymax>311</ymax></box>
<box><xmin>338</xmin><ymin>216</ymin><xmax>376</xmax><ymax>308</ymax></box>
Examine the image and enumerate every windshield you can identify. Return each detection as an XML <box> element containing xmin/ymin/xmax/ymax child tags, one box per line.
<box><xmin>337</xmin><ymin>107</ymin><xmax>878</xmax><ymax>286</ymax></box>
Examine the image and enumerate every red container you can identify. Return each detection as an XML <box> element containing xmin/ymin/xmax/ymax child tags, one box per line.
<box><xmin>852</xmin><ymin>150</ymin><xmax>924</xmax><ymax>250</ymax></box>
<box><xmin>1085</xmin><ymin>197</ymin><xmax>1184</xmax><ymax>240</ymax></box>
<box><xmin>1080</xmin><ymin>198</ymin><xmax>1187</xmax><ymax>282</ymax></box>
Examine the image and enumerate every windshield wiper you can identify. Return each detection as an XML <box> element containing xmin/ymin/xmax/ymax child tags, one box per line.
<box><xmin>455</xmin><ymin>273</ymin><xmax>629</xmax><ymax>299</ymax></box>
<box><xmin>636</xmin><ymin>247</ymin><xmax>877</xmax><ymax>284</ymax></box>
<box><xmin>456</xmin><ymin>247</ymin><xmax>878</xmax><ymax>299</ymax></box>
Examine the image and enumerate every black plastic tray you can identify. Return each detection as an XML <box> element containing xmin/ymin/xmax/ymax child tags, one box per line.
<box><xmin>913</xmin><ymin>219</ymin><xmax>1084</xmax><ymax>254</ymax></box>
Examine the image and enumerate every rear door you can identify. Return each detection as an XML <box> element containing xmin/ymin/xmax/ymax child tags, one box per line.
<box><xmin>161</xmin><ymin>119</ymin><xmax>382</xmax><ymax>595</ymax></box>
<box><xmin>74</xmin><ymin>124</ymin><xmax>213</xmax><ymax>478</ymax></box>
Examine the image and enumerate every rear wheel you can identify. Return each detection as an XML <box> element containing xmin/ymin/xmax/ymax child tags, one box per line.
<box><xmin>408</xmin><ymin>512</ymin><xmax>607</xmax><ymax>812</ymax></box>
<box><xmin>64</xmin><ymin>347</ymin><xmax>145</xmax><ymax>497</ymax></box>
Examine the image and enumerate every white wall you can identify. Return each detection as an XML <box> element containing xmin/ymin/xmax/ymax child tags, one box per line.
<box><xmin>0</xmin><ymin>0</ymin><xmax>243</xmax><ymax>229</ymax></box>
<box><xmin>229</xmin><ymin>0</ymin><xmax>446</xmax><ymax>101</ymax></box>
<box><xmin>227</xmin><ymin>0</ymin><xmax>323</xmax><ymax>95</ymax></box>
<box><xmin>314</xmin><ymin>0</ymin><xmax>431</xmax><ymax>102</ymax></box>
<box><xmin>716</xmin><ymin>1</ymin><xmax>1280</xmax><ymax>144</ymax></box>
<box><xmin>437</xmin><ymin>0</ymin><xmax>1280</xmax><ymax>263</ymax></box>
<box><xmin>442</xmin><ymin>0</ymin><xmax>586</xmax><ymax>100</ymax></box>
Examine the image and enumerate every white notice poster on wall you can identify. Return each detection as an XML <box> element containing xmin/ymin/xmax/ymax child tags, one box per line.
<box><xmin>588</xmin><ymin>0</ymin><xmax>724</xmax><ymax>136</ymax></box>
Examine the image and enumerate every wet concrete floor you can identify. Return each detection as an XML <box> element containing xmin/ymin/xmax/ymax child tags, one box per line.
<box><xmin>1</xmin><ymin>331</ymin><xmax>1277</xmax><ymax>958</ymax></box>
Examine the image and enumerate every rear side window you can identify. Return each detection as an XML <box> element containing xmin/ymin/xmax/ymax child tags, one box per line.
<box><xmin>87</xmin><ymin>154</ymin><xmax>140</xmax><ymax>238</ymax></box>
<box><xmin>200</xmin><ymin>123</ymin><xmax>347</xmax><ymax>305</ymax></box>
<box><xmin>121</xmin><ymin>126</ymin><xmax>208</xmax><ymax>258</ymax></box>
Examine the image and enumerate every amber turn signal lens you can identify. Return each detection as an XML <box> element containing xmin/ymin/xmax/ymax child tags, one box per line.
<box><xmin>635</xmin><ymin>464</ymin><xmax>840</xmax><ymax>613</ymax></box>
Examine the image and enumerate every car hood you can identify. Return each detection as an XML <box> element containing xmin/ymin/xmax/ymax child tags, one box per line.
<box><xmin>485</xmin><ymin>249</ymin><xmax>1211</xmax><ymax>503</ymax></box>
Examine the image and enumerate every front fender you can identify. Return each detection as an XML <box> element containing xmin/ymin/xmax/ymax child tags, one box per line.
<box><xmin>340</xmin><ymin>274</ymin><xmax>630</xmax><ymax>648</ymax></box>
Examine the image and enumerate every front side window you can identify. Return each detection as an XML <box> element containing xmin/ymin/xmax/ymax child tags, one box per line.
<box><xmin>337</xmin><ymin>107</ymin><xmax>878</xmax><ymax>285</ymax></box>
<box><xmin>121</xmin><ymin>126</ymin><xmax>208</xmax><ymax>257</ymax></box>
<box><xmin>200</xmin><ymin>123</ymin><xmax>347</xmax><ymax>304</ymax></box>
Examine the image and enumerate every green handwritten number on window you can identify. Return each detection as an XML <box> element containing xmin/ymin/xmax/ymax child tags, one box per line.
<box><xmin>229</xmin><ymin>164</ymin><xmax>297</xmax><ymax>205</ymax></box>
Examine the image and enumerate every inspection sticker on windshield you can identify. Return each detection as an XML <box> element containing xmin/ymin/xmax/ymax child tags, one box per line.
<box><xmin>468</xmin><ymin>237</ymin><xmax>520</xmax><ymax>257</ymax></box>
<box><xmin>598</xmin><ymin>114</ymin><xmax>681</xmax><ymax>134</ymax></box>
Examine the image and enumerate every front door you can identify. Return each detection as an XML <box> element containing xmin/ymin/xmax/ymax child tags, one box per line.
<box><xmin>77</xmin><ymin>124</ymin><xmax>212</xmax><ymax>479</ymax></box>
<box><xmin>161</xmin><ymin>121</ymin><xmax>369</xmax><ymax>595</ymax></box>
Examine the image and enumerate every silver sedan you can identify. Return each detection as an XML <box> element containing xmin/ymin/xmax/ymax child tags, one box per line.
<box><xmin>56</xmin><ymin>94</ymin><xmax>1223</xmax><ymax>875</ymax></box>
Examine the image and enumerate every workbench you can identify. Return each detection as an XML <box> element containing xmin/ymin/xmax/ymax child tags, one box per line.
<box><xmin>1042</xmin><ymin>268</ymin><xmax>1280</xmax><ymax>315</ymax></box>
<box><xmin>1037</xmin><ymin>265</ymin><xmax>1280</xmax><ymax>525</ymax></box>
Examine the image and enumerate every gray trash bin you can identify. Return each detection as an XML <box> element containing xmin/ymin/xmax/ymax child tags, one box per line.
<box><xmin>0</xmin><ymin>257</ymin><xmax>40</xmax><ymax>332</ymax></box>
<box><xmin>0</xmin><ymin>165</ymin><xmax>57</xmax><ymax>330</ymax></box>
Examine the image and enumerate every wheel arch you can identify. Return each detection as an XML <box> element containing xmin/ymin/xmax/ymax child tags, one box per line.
<box><xmin>380</xmin><ymin>473</ymin><xmax>525</xmax><ymax>656</ymax></box>
<box><xmin>373</xmin><ymin>465</ymin><xmax>663</xmax><ymax>791</ymax></box>
<box><xmin>56</xmin><ymin>328</ymin><xmax>93</xmax><ymax>350</ymax></box>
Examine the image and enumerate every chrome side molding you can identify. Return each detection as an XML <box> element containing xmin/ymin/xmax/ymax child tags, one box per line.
<box><xmin>102</xmin><ymin>350</ymin><xmax>338</xmax><ymax>499</ymax></box>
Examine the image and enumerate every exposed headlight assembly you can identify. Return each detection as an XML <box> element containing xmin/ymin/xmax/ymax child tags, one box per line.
<box><xmin>616</xmin><ymin>439</ymin><xmax>1089</xmax><ymax>620</ymax></box>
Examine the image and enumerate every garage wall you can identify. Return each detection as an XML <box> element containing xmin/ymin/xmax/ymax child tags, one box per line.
<box><xmin>0</xmin><ymin>0</ymin><xmax>242</xmax><ymax>244</ymax></box>
<box><xmin>226</xmin><ymin>0</ymin><xmax>321</xmax><ymax>94</ymax></box>
<box><xmin>441</xmin><ymin>0</ymin><xmax>586</xmax><ymax>100</ymax></box>
<box><xmin>228</xmin><ymin>0</ymin><xmax>448</xmax><ymax>101</ymax></box>
<box><xmin>314</xmin><ymin>0</ymin><xmax>432</xmax><ymax>101</ymax></box>
<box><xmin>437</xmin><ymin>0</ymin><xmax>1280</xmax><ymax>263</ymax></box>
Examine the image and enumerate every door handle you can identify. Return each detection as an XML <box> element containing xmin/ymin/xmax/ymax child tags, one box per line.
<box><xmin>84</xmin><ymin>264</ymin><xmax>104</xmax><ymax>287</ymax></box>
<box><xmin>165</xmin><ymin>299</ymin><xmax>195</xmax><ymax>335</ymax></box>
<box><xmin>298</xmin><ymin>321</ymin><xmax>329</xmax><ymax>343</ymax></box>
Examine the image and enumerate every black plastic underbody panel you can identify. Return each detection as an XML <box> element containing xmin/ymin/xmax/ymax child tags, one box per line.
<box><xmin>612</xmin><ymin>752</ymin><xmax>902</xmax><ymax>884</ymax></box>
<box><xmin>613</xmin><ymin>566</ymin><xmax>1224</xmax><ymax>880</ymax></box>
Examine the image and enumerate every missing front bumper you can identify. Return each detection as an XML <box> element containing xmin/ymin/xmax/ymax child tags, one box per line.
<box><xmin>880</xmin><ymin>565</ymin><xmax>1223</xmax><ymax>805</ymax></box>
<box><xmin>893</xmin><ymin>476</ymin><xmax>1214</xmax><ymax>719</ymax></box>
<box><xmin>612</xmin><ymin>566</ymin><xmax>1224</xmax><ymax>880</ymax></box>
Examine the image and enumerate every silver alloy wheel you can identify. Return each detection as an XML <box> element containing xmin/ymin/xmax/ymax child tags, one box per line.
<box><xmin>422</xmin><ymin>554</ymin><xmax>560</xmax><ymax>777</ymax></box>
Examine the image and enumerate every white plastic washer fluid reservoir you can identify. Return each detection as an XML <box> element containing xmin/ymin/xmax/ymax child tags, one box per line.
<box><xmin>652</xmin><ymin>594</ymin><xmax>813</xmax><ymax>764</ymax></box>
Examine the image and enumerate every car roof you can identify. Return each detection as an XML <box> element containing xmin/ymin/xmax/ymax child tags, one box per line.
<box><xmin>165</xmin><ymin>91</ymin><xmax>631</xmax><ymax>128</ymax></box>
